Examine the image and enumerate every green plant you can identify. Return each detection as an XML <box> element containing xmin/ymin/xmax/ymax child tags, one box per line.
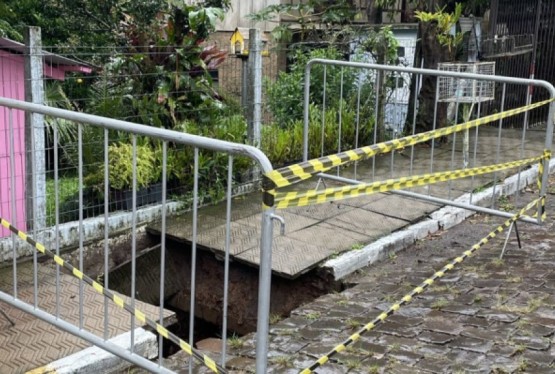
<box><xmin>498</xmin><ymin>195</ymin><xmax>515</xmax><ymax>212</ymax></box>
<box><xmin>415</xmin><ymin>4</ymin><xmax>464</xmax><ymax>52</ymax></box>
<box><xmin>46</xmin><ymin>176</ymin><xmax>80</xmax><ymax>226</ymax></box>
<box><xmin>490</xmin><ymin>258</ymin><xmax>505</xmax><ymax>267</ymax></box>
<box><xmin>346</xmin><ymin>318</ymin><xmax>361</xmax><ymax>329</ymax></box>
<box><xmin>304</xmin><ymin>311</ymin><xmax>321</xmax><ymax>321</ymax></box>
<box><xmin>228</xmin><ymin>334</ymin><xmax>244</xmax><ymax>349</ymax></box>
<box><xmin>265</xmin><ymin>47</ymin><xmax>359</xmax><ymax>126</ymax></box>
<box><xmin>270</xmin><ymin>355</ymin><xmax>293</xmax><ymax>367</ymax></box>
<box><xmin>85</xmin><ymin>141</ymin><xmax>160</xmax><ymax>191</ymax></box>
<box><xmin>269</xmin><ymin>313</ymin><xmax>283</xmax><ymax>324</ymax></box>
<box><xmin>431</xmin><ymin>298</ymin><xmax>449</xmax><ymax>310</ymax></box>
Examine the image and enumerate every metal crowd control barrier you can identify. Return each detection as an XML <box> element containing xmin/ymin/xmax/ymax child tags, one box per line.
<box><xmin>0</xmin><ymin>97</ymin><xmax>276</xmax><ymax>373</ymax></box>
<box><xmin>301</xmin><ymin>59</ymin><xmax>555</xmax><ymax>223</ymax></box>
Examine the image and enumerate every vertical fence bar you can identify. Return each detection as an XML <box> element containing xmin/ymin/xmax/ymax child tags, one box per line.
<box><xmin>469</xmin><ymin>101</ymin><xmax>482</xmax><ymax>205</ymax></box>
<box><xmin>53</xmin><ymin>116</ymin><xmax>60</xmax><ymax>318</ymax></box>
<box><xmin>491</xmin><ymin>84</ymin><xmax>507</xmax><ymax>208</ymax></box>
<box><xmin>372</xmin><ymin>69</ymin><xmax>380</xmax><ymax>181</ymax></box>
<box><xmin>516</xmin><ymin>88</ymin><xmax>532</xmax><ymax>206</ymax></box>
<box><xmin>221</xmin><ymin>156</ymin><xmax>234</xmax><ymax>367</ymax></box>
<box><xmin>337</xmin><ymin>68</ymin><xmax>344</xmax><ymax>176</ymax></box>
<box><xmin>303</xmin><ymin>63</ymin><xmax>312</xmax><ymax>162</ymax></box>
<box><xmin>448</xmin><ymin>99</ymin><xmax>460</xmax><ymax>201</ymax></box>
<box><xmin>8</xmin><ymin>109</ymin><xmax>18</xmax><ymax>298</ymax></box>
<box><xmin>409</xmin><ymin>73</ymin><xmax>420</xmax><ymax>176</ymax></box>
<box><xmin>103</xmin><ymin>128</ymin><xmax>110</xmax><ymax>340</ymax></box>
<box><xmin>189</xmin><ymin>148</ymin><xmax>200</xmax><ymax>373</ymax></box>
<box><xmin>429</xmin><ymin>76</ymin><xmax>441</xmax><ymax>195</ymax></box>
<box><xmin>321</xmin><ymin>66</ymin><xmax>327</xmax><ymax>158</ymax></box>
<box><xmin>354</xmin><ymin>70</ymin><xmax>362</xmax><ymax>179</ymax></box>
<box><xmin>158</xmin><ymin>141</ymin><xmax>168</xmax><ymax>368</ymax></box>
<box><xmin>130</xmin><ymin>134</ymin><xmax>138</xmax><ymax>353</ymax></box>
<box><xmin>539</xmin><ymin>99</ymin><xmax>555</xmax><ymax>223</ymax></box>
<box><xmin>78</xmin><ymin>122</ymin><xmax>84</xmax><ymax>328</ymax></box>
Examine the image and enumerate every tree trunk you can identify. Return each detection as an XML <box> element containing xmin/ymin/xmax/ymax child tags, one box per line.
<box><xmin>412</xmin><ymin>21</ymin><xmax>452</xmax><ymax>135</ymax></box>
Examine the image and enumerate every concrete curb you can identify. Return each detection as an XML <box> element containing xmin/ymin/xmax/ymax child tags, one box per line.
<box><xmin>27</xmin><ymin>328</ymin><xmax>158</xmax><ymax>374</ymax></box>
<box><xmin>324</xmin><ymin>159</ymin><xmax>555</xmax><ymax>280</ymax></box>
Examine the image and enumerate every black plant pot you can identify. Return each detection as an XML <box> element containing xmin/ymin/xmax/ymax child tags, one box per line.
<box><xmin>110</xmin><ymin>182</ymin><xmax>164</xmax><ymax>211</ymax></box>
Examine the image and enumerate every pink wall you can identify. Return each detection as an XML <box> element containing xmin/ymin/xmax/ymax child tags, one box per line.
<box><xmin>0</xmin><ymin>50</ymin><xmax>26</xmax><ymax>237</ymax></box>
<box><xmin>1</xmin><ymin>50</ymin><xmax>87</xmax><ymax>237</ymax></box>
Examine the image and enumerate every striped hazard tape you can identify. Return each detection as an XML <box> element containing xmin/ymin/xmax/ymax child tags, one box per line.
<box><xmin>0</xmin><ymin>218</ymin><xmax>227</xmax><ymax>374</ymax></box>
<box><xmin>263</xmin><ymin>98</ymin><xmax>553</xmax><ymax>191</ymax></box>
<box><xmin>300</xmin><ymin>196</ymin><xmax>544</xmax><ymax>374</ymax></box>
<box><xmin>263</xmin><ymin>154</ymin><xmax>547</xmax><ymax>209</ymax></box>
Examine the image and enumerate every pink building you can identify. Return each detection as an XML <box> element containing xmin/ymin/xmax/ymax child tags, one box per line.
<box><xmin>0</xmin><ymin>37</ymin><xmax>91</xmax><ymax>237</ymax></box>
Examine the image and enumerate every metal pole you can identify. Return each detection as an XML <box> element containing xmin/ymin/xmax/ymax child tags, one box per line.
<box><xmin>255</xmin><ymin>208</ymin><xmax>275</xmax><ymax>374</ymax></box>
<box><xmin>23</xmin><ymin>26</ymin><xmax>46</xmax><ymax>237</ymax></box>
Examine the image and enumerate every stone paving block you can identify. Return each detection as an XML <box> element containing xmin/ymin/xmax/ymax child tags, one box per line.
<box><xmin>521</xmin><ymin>349</ymin><xmax>555</xmax><ymax>365</ymax></box>
<box><xmin>377</xmin><ymin>323</ymin><xmax>421</xmax><ymax>340</ymax></box>
<box><xmin>414</xmin><ymin>356</ymin><xmax>452</xmax><ymax>373</ymax></box>
<box><xmin>476</xmin><ymin>310</ymin><xmax>520</xmax><ymax>323</ymax></box>
<box><xmin>448</xmin><ymin>336</ymin><xmax>494</xmax><ymax>354</ymax></box>
<box><xmin>510</xmin><ymin>334</ymin><xmax>551</xmax><ymax>351</ymax></box>
<box><xmin>417</xmin><ymin>331</ymin><xmax>455</xmax><ymax>345</ymax></box>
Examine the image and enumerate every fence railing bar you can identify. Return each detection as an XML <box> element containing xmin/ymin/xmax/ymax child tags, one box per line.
<box><xmin>103</xmin><ymin>128</ymin><xmax>110</xmax><ymax>340</ymax></box>
<box><xmin>469</xmin><ymin>100</ymin><xmax>483</xmax><ymax>205</ymax></box>
<box><xmin>78</xmin><ymin>122</ymin><xmax>84</xmax><ymax>328</ymax></box>
<box><xmin>158</xmin><ymin>141</ymin><xmax>168</xmax><ymax>368</ymax></box>
<box><xmin>317</xmin><ymin>172</ymin><xmax>539</xmax><ymax>224</ymax></box>
<box><xmin>189</xmin><ymin>147</ymin><xmax>200</xmax><ymax>373</ymax></box>
<box><xmin>516</xmin><ymin>89</ymin><xmax>533</xmax><ymax>206</ymax></box>
<box><xmin>53</xmin><ymin>115</ymin><xmax>60</xmax><ymax>319</ymax></box>
<box><xmin>0</xmin><ymin>98</ymin><xmax>273</xmax><ymax>173</ymax></box>
<box><xmin>130</xmin><ymin>134</ymin><xmax>138</xmax><ymax>354</ymax></box>
<box><xmin>8</xmin><ymin>109</ymin><xmax>18</xmax><ymax>298</ymax></box>
<box><xmin>221</xmin><ymin>156</ymin><xmax>234</xmax><ymax>367</ymax></box>
<box><xmin>491</xmin><ymin>83</ymin><xmax>507</xmax><ymax>209</ymax></box>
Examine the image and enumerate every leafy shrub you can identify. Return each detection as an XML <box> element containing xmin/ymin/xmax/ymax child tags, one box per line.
<box><xmin>86</xmin><ymin>142</ymin><xmax>160</xmax><ymax>191</ymax></box>
<box><xmin>266</xmin><ymin>47</ymin><xmax>359</xmax><ymax>127</ymax></box>
<box><xmin>262</xmin><ymin>104</ymin><xmax>375</xmax><ymax>167</ymax></box>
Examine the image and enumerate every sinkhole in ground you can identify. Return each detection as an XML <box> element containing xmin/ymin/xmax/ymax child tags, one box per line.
<box><xmin>99</xmin><ymin>230</ymin><xmax>348</xmax><ymax>356</ymax></box>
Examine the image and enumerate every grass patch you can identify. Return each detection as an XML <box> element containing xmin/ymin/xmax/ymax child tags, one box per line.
<box><xmin>228</xmin><ymin>333</ymin><xmax>244</xmax><ymax>349</ymax></box>
<box><xmin>431</xmin><ymin>298</ymin><xmax>449</xmax><ymax>310</ymax></box>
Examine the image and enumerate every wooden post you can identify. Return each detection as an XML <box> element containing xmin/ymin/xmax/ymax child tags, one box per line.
<box><xmin>24</xmin><ymin>26</ymin><xmax>46</xmax><ymax>234</ymax></box>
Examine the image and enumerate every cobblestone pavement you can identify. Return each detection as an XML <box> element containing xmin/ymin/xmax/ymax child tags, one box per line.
<box><xmin>217</xmin><ymin>177</ymin><xmax>555</xmax><ymax>373</ymax></box>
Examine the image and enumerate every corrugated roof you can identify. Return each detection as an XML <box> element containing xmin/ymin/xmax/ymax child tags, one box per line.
<box><xmin>0</xmin><ymin>37</ymin><xmax>92</xmax><ymax>72</ymax></box>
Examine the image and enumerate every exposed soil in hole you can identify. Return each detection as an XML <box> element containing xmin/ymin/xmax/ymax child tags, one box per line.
<box><xmin>60</xmin><ymin>227</ymin><xmax>349</xmax><ymax>348</ymax></box>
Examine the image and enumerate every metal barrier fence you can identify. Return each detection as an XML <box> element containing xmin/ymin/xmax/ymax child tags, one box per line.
<box><xmin>299</xmin><ymin>59</ymin><xmax>555</xmax><ymax>223</ymax></box>
<box><xmin>0</xmin><ymin>97</ymin><xmax>276</xmax><ymax>373</ymax></box>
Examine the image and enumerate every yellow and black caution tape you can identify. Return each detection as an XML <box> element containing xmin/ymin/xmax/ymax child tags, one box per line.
<box><xmin>0</xmin><ymin>218</ymin><xmax>227</xmax><ymax>374</ymax></box>
<box><xmin>263</xmin><ymin>98</ymin><xmax>553</xmax><ymax>191</ymax></box>
<box><xmin>300</xmin><ymin>196</ymin><xmax>544</xmax><ymax>374</ymax></box>
<box><xmin>264</xmin><ymin>154</ymin><xmax>547</xmax><ymax>209</ymax></box>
